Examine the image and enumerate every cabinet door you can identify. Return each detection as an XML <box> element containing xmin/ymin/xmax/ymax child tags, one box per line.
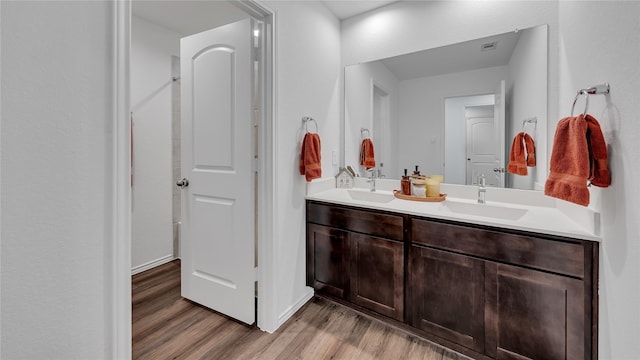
<box><xmin>350</xmin><ymin>233</ymin><xmax>404</xmax><ymax>321</ymax></box>
<box><xmin>306</xmin><ymin>224</ymin><xmax>349</xmax><ymax>298</ymax></box>
<box><xmin>410</xmin><ymin>246</ymin><xmax>485</xmax><ymax>353</ymax></box>
<box><xmin>485</xmin><ymin>262</ymin><xmax>585</xmax><ymax>360</ymax></box>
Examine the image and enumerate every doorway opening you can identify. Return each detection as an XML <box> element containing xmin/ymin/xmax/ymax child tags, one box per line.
<box><xmin>371</xmin><ymin>83</ymin><xmax>390</xmax><ymax>178</ymax></box>
<box><xmin>464</xmin><ymin>105</ymin><xmax>498</xmax><ymax>186</ymax></box>
<box><xmin>123</xmin><ymin>0</ymin><xmax>275</xmax><ymax>352</ymax></box>
<box><xmin>444</xmin><ymin>94</ymin><xmax>495</xmax><ymax>185</ymax></box>
<box><xmin>130</xmin><ymin>0</ymin><xmax>250</xmax><ymax>270</ymax></box>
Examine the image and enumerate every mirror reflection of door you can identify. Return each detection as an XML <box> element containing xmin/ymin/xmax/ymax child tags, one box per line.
<box><xmin>465</xmin><ymin>105</ymin><xmax>499</xmax><ymax>186</ymax></box>
<box><xmin>444</xmin><ymin>94</ymin><xmax>495</xmax><ymax>185</ymax></box>
<box><xmin>445</xmin><ymin>80</ymin><xmax>506</xmax><ymax>188</ymax></box>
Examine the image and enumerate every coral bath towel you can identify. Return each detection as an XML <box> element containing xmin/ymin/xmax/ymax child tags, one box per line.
<box><xmin>299</xmin><ymin>132</ymin><xmax>322</xmax><ymax>182</ymax></box>
<box><xmin>544</xmin><ymin>114</ymin><xmax>610</xmax><ymax>206</ymax></box>
<box><xmin>507</xmin><ymin>132</ymin><xmax>527</xmax><ymax>175</ymax></box>
<box><xmin>585</xmin><ymin>114</ymin><xmax>611</xmax><ymax>187</ymax></box>
<box><xmin>525</xmin><ymin>133</ymin><xmax>536</xmax><ymax>167</ymax></box>
<box><xmin>507</xmin><ymin>132</ymin><xmax>535</xmax><ymax>176</ymax></box>
<box><xmin>360</xmin><ymin>138</ymin><xmax>376</xmax><ymax>170</ymax></box>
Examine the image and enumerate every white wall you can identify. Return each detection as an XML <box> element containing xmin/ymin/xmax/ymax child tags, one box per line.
<box><xmin>398</xmin><ymin>66</ymin><xmax>508</xmax><ymax>179</ymax></box>
<box><xmin>130</xmin><ymin>16</ymin><xmax>179</xmax><ymax>272</ymax></box>
<box><xmin>266</xmin><ymin>1</ymin><xmax>342</xmax><ymax>327</ymax></box>
<box><xmin>558</xmin><ymin>2</ymin><xmax>640</xmax><ymax>358</ymax></box>
<box><xmin>507</xmin><ymin>24</ymin><xmax>548</xmax><ymax>190</ymax></box>
<box><xmin>1</xmin><ymin>2</ymin><xmax>115</xmax><ymax>358</ymax></box>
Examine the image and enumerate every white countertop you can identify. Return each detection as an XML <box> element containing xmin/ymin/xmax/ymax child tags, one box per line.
<box><xmin>306</xmin><ymin>178</ymin><xmax>601</xmax><ymax>242</ymax></box>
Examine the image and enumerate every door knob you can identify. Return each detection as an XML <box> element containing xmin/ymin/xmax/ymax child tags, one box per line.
<box><xmin>176</xmin><ymin>178</ymin><xmax>189</xmax><ymax>188</ymax></box>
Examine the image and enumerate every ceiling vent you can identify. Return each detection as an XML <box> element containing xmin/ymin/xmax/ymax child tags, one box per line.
<box><xmin>481</xmin><ymin>41</ymin><xmax>498</xmax><ymax>51</ymax></box>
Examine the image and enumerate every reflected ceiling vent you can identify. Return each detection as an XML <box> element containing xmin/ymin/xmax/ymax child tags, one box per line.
<box><xmin>481</xmin><ymin>41</ymin><xmax>498</xmax><ymax>51</ymax></box>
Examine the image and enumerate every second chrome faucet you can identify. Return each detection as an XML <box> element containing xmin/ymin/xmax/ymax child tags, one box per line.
<box><xmin>366</xmin><ymin>168</ymin><xmax>377</xmax><ymax>192</ymax></box>
<box><xmin>477</xmin><ymin>174</ymin><xmax>486</xmax><ymax>204</ymax></box>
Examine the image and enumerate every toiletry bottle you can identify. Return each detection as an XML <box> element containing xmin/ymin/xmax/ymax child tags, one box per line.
<box><xmin>412</xmin><ymin>165</ymin><xmax>421</xmax><ymax>178</ymax></box>
<box><xmin>401</xmin><ymin>169</ymin><xmax>411</xmax><ymax>195</ymax></box>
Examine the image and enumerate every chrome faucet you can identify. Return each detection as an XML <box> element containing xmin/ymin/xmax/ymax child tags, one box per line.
<box><xmin>366</xmin><ymin>168</ymin><xmax>377</xmax><ymax>192</ymax></box>
<box><xmin>477</xmin><ymin>174</ymin><xmax>486</xmax><ymax>204</ymax></box>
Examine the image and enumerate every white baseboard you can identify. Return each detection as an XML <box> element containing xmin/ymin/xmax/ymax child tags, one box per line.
<box><xmin>277</xmin><ymin>287</ymin><xmax>314</xmax><ymax>328</ymax></box>
<box><xmin>131</xmin><ymin>254</ymin><xmax>175</xmax><ymax>275</ymax></box>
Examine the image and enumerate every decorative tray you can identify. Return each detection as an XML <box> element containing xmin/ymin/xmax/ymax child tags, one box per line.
<box><xmin>393</xmin><ymin>190</ymin><xmax>447</xmax><ymax>202</ymax></box>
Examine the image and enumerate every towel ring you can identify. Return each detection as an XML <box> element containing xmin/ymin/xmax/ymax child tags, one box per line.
<box><xmin>521</xmin><ymin>117</ymin><xmax>537</xmax><ymax>136</ymax></box>
<box><xmin>571</xmin><ymin>89</ymin><xmax>589</xmax><ymax>117</ymax></box>
<box><xmin>302</xmin><ymin>117</ymin><xmax>318</xmax><ymax>133</ymax></box>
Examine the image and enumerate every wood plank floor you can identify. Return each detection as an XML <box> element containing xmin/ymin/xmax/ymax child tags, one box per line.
<box><xmin>132</xmin><ymin>260</ymin><xmax>471</xmax><ymax>360</ymax></box>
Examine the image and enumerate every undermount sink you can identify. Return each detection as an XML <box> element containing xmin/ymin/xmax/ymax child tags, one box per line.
<box><xmin>347</xmin><ymin>189</ymin><xmax>395</xmax><ymax>204</ymax></box>
<box><xmin>441</xmin><ymin>200</ymin><xmax>528</xmax><ymax>221</ymax></box>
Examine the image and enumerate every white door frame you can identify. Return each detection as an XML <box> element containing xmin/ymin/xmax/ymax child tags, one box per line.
<box><xmin>111</xmin><ymin>1</ymin><xmax>276</xmax><ymax>358</ymax></box>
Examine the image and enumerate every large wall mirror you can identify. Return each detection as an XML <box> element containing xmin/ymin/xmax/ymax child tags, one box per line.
<box><xmin>344</xmin><ymin>24</ymin><xmax>548</xmax><ymax>190</ymax></box>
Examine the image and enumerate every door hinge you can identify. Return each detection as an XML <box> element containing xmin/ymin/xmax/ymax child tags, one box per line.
<box><xmin>253</xmin><ymin>266</ymin><xmax>259</xmax><ymax>281</ymax></box>
<box><xmin>252</xmin><ymin>157</ymin><xmax>260</xmax><ymax>172</ymax></box>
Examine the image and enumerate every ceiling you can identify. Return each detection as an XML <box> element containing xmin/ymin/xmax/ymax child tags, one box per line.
<box><xmin>321</xmin><ymin>0</ymin><xmax>400</xmax><ymax>20</ymax></box>
<box><xmin>132</xmin><ymin>1</ymin><xmax>401</xmax><ymax>36</ymax></box>
<box><xmin>132</xmin><ymin>1</ymin><xmax>248</xmax><ymax>36</ymax></box>
<box><xmin>380</xmin><ymin>31</ymin><xmax>520</xmax><ymax>80</ymax></box>
<box><xmin>133</xmin><ymin>1</ymin><xmax>516</xmax><ymax>82</ymax></box>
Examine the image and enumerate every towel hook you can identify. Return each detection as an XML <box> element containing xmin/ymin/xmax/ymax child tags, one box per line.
<box><xmin>302</xmin><ymin>116</ymin><xmax>318</xmax><ymax>133</ymax></box>
<box><xmin>360</xmin><ymin>128</ymin><xmax>371</xmax><ymax>138</ymax></box>
<box><xmin>571</xmin><ymin>89</ymin><xmax>589</xmax><ymax>117</ymax></box>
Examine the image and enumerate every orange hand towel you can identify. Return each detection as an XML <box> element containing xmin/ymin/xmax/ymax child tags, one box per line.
<box><xmin>544</xmin><ymin>115</ymin><xmax>591</xmax><ymax>206</ymax></box>
<box><xmin>585</xmin><ymin>114</ymin><xmax>611</xmax><ymax>187</ymax></box>
<box><xmin>359</xmin><ymin>138</ymin><xmax>376</xmax><ymax>170</ymax></box>
<box><xmin>524</xmin><ymin>133</ymin><xmax>536</xmax><ymax>167</ymax></box>
<box><xmin>507</xmin><ymin>132</ymin><xmax>527</xmax><ymax>175</ymax></box>
<box><xmin>299</xmin><ymin>132</ymin><xmax>322</xmax><ymax>182</ymax></box>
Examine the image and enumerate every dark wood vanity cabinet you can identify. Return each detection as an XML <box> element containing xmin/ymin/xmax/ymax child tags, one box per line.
<box><xmin>410</xmin><ymin>218</ymin><xmax>596</xmax><ymax>360</ymax></box>
<box><xmin>306</xmin><ymin>202</ymin><xmax>404</xmax><ymax>321</ymax></box>
<box><xmin>349</xmin><ymin>232</ymin><xmax>404</xmax><ymax>320</ymax></box>
<box><xmin>306</xmin><ymin>200</ymin><xmax>598</xmax><ymax>360</ymax></box>
<box><xmin>306</xmin><ymin>224</ymin><xmax>350</xmax><ymax>299</ymax></box>
<box><xmin>488</xmin><ymin>263</ymin><xmax>586</xmax><ymax>359</ymax></box>
<box><xmin>409</xmin><ymin>246</ymin><xmax>486</xmax><ymax>353</ymax></box>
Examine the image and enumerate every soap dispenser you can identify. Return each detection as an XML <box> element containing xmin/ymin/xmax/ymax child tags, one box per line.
<box><xmin>412</xmin><ymin>165</ymin><xmax>421</xmax><ymax>179</ymax></box>
<box><xmin>401</xmin><ymin>169</ymin><xmax>411</xmax><ymax>195</ymax></box>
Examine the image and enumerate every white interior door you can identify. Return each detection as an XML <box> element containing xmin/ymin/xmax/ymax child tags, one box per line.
<box><xmin>179</xmin><ymin>18</ymin><xmax>255</xmax><ymax>325</ymax></box>
<box><xmin>465</xmin><ymin>105</ymin><xmax>499</xmax><ymax>186</ymax></box>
